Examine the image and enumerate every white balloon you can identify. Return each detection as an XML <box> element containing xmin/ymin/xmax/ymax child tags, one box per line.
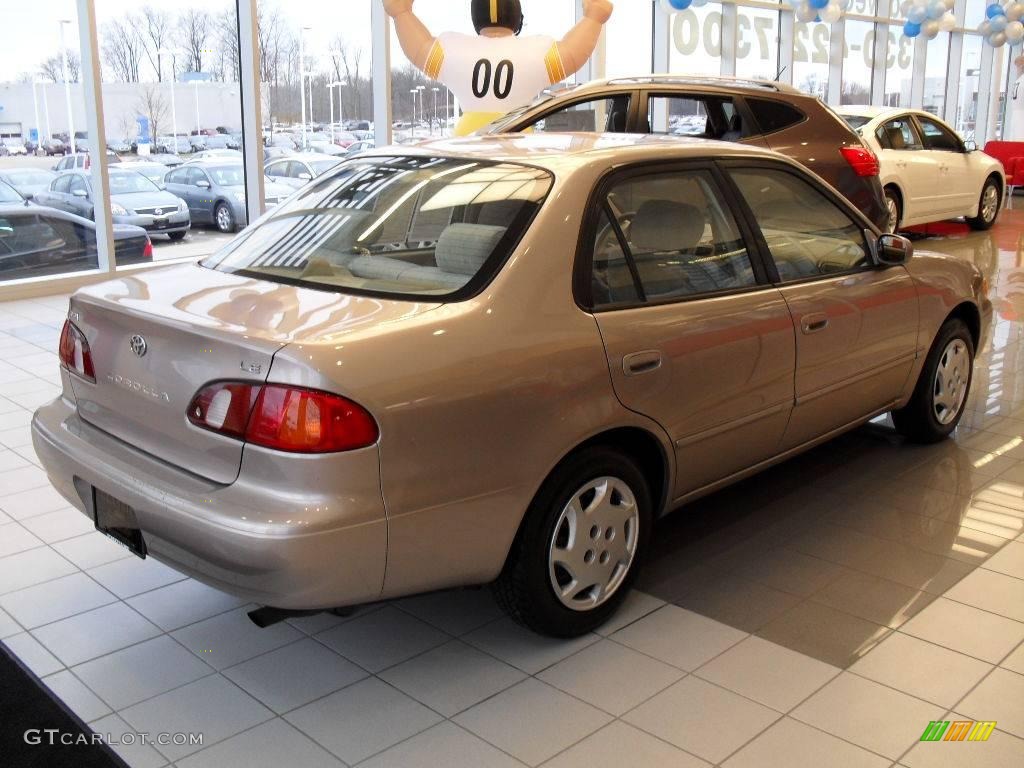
<box><xmin>837</xmin><ymin>0</ymin><xmax>851</xmax><ymax>9</ymax></box>
<box><xmin>980</xmin><ymin>20</ymin><xmax>992</xmax><ymax>36</ymax></box>
<box><xmin>1008</xmin><ymin>2</ymin><xmax>1024</xmax><ymax>21</ymax></box>
<box><xmin>1007</xmin><ymin>20</ymin><xmax>1024</xmax><ymax>40</ymax></box>
<box><xmin>991</xmin><ymin>31</ymin><xmax>1009</xmax><ymax>47</ymax></box>
<box><xmin>900</xmin><ymin>0</ymin><xmax>912</xmax><ymax>14</ymax></box>
<box><xmin>943</xmin><ymin>0</ymin><xmax>955</xmax><ymax>9</ymax></box>
<box><xmin>923</xmin><ymin>19</ymin><xmax>941</xmax><ymax>37</ymax></box>
<box><xmin>926</xmin><ymin>0</ymin><xmax>946</xmax><ymax>20</ymax></box>
<box><xmin>939</xmin><ymin>12</ymin><xmax>957</xmax><ymax>31</ymax></box>
<box><xmin>797</xmin><ymin>3</ymin><xmax>819</xmax><ymax>22</ymax></box>
<box><xmin>821</xmin><ymin>3</ymin><xmax>843</xmax><ymax>23</ymax></box>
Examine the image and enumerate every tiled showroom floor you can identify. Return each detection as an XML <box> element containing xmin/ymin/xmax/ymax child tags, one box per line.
<box><xmin>3</xmin><ymin>210</ymin><xmax>1024</xmax><ymax>768</ymax></box>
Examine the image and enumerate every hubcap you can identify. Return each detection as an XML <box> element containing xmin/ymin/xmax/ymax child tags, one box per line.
<box><xmin>548</xmin><ymin>476</ymin><xmax>639</xmax><ymax>611</ymax></box>
<box><xmin>933</xmin><ymin>339</ymin><xmax>970</xmax><ymax>426</ymax></box>
<box><xmin>217</xmin><ymin>206</ymin><xmax>231</xmax><ymax>230</ymax></box>
<box><xmin>886</xmin><ymin>197</ymin><xmax>899</xmax><ymax>233</ymax></box>
<box><xmin>981</xmin><ymin>184</ymin><xmax>999</xmax><ymax>223</ymax></box>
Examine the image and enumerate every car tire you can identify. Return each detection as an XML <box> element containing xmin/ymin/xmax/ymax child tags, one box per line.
<box><xmin>168</xmin><ymin>231</ymin><xmax>186</xmax><ymax>242</ymax></box>
<box><xmin>214</xmin><ymin>202</ymin><xmax>236</xmax><ymax>233</ymax></box>
<box><xmin>891</xmin><ymin>318</ymin><xmax>974</xmax><ymax>443</ymax></box>
<box><xmin>884</xmin><ymin>188</ymin><xmax>902</xmax><ymax>233</ymax></box>
<box><xmin>493</xmin><ymin>446</ymin><xmax>652</xmax><ymax>638</ymax></box>
<box><xmin>967</xmin><ymin>177</ymin><xmax>1001</xmax><ymax>230</ymax></box>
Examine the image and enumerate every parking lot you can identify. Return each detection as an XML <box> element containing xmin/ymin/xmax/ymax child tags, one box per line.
<box><xmin>0</xmin><ymin>155</ymin><xmax>235</xmax><ymax>263</ymax></box>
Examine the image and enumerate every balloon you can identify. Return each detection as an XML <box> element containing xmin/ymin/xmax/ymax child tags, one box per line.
<box><xmin>987</xmin><ymin>3</ymin><xmax>1007</xmax><ymax>19</ymax></box>
<box><xmin>943</xmin><ymin>0</ymin><xmax>955</xmax><ymax>9</ymax></box>
<box><xmin>900</xmin><ymin>0</ymin><xmax>912</xmax><ymax>13</ymax></box>
<box><xmin>926</xmin><ymin>0</ymin><xmax>946</xmax><ymax>19</ymax></box>
<box><xmin>980</xmin><ymin>20</ymin><xmax>992</xmax><ymax>35</ymax></box>
<box><xmin>809</xmin><ymin>0</ymin><xmax>830</xmax><ymax>9</ymax></box>
<box><xmin>991</xmin><ymin>14</ymin><xmax>1008</xmax><ymax>32</ymax></box>
<box><xmin>1008</xmin><ymin>2</ymin><xmax>1024</xmax><ymax>20</ymax></box>
<box><xmin>1007</xmin><ymin>19</ymin><xmax>1024</xmax><ymax>40</ymax></box>
<box><xmin>659</xmin><ymin>0</ymin><xmax>692</xmax><ymax>11</ymax></box>
<box><xmin>904</xmin><ymin>21</ymin><xmax>922</xmax><ymax>37</ymax></box>
<box><xmin>924</xmin><ymin>19</ymin><xmax>941</xmax><ymax>38</ymax></box>
<box><xmin>907</xmin><ymin>6</ymin><xmax>928</xmax><ymax>23</ymax></box>
<box><xmin>821</xmin><ymin>2</ymin><xmax>843</xmax><ymax>22</ymax></box>
<box><xmin>797</xmin><ymin>3</ymin><xmax>819</xmax><ymax>21</ymax></box>
<box><xmin>838</xmin><ymin>0</ymin><xmax>851</xmax><ymax>9</ymax></box>
<box><xmin>690</xmin><ymin>0</ymin><xmax>708</xmax><ymax>7</ymax></box>
<box><xmin>939</xmin><ymin>12</ymin><xmax>957</xmax><ymax>31</ymax></box>
<box><xmin>991</xmin><ymin>30</ymin><xmax>1009</xmax><ymax>46</ymax></box>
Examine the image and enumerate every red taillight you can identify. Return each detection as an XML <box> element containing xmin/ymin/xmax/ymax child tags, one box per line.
<box><xmin>59</xmin><ymin>320</ymin><xmax>95</xmax><ymax>382</ymax></box>
<box><xmin>142</xmin><ymin>239</ymin><xmax>154</xmax><ymax>260</ymax></box>
<box><xmin>840</xmin><ymin>146</ymin><xmax>880</xmax><ymax>177</ymax></box>
<box><xmin>187</xmin><ymin>382</ymin><xmax>379</xmax><ymax>453</ymax></box>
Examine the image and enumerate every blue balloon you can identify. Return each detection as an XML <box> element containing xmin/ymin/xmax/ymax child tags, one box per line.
<box><xmin>904</xmin><ymin>21</ymin><xmax>922</xmax><ymax>37</ymax></box>
<box><xmin>809</xmin><ymin>0</ymin><xmax>830</xmax><ymax>8</ymax></box>
<box><xmin>988</xmin><ymin>3</ymin><xmax>1007</xmax><ymax>18</ymax></box>
<box><xmin>669</xmin><ymin>0</ymin><xmax>692</xmax><ymax>8</ymax></box>
<box><xmin>907</xmin><ymin>7</ymin><xmax>928</xmax><ymax>23</ymax></box>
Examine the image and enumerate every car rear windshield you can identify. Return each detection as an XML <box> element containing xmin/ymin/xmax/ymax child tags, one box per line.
<box><xmin>840</xmin><ymin>114</ymin><xmax>871</xmax><ymax>130</ymax></box>
<box><xmin>202</xmin><ymin>155</ymin><xmax>553</xmax><ymax>300</ymax></box>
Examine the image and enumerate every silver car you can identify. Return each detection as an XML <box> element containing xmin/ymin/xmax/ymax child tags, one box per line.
<box><xmin>264</xmin><ymin>153</ymin><xmax>342</xmax><ymax>190</ymax></box>
<box><xmin>163</xmin><ymin>161</ymin><xmax>291</xmax><ymax>233</ymax></box>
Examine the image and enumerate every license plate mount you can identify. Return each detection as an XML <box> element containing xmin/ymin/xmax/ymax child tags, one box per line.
<box><xmin>93</xmin><ymin>488</ymin><xmax>147</xmax><ymax>559</ymax></box>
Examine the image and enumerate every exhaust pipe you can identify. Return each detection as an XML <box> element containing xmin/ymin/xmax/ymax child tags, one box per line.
<box><xmin>247</xmin><ymin>605</ymin><xmax>359</xmax><ymax>628</ymax></box>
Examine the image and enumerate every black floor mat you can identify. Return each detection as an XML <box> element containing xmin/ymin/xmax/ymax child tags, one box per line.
<box><xmin>0</xmin><ymin>641</ymin><xmax>128</xmax><ymax>768</ymax></box>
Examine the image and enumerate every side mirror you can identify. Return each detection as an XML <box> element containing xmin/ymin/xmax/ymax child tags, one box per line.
<box><xmin>964</xmin><ymin>139</ymin><xmax>978</xmax><ymax>152</ymax></box>
<box><xmin>72</xmin><ymin>188</ymin><xmax>88</xmax><ymax>198</ymax></box>
<box><xmin>877</xmin><ymin>233</ymin><xmax>913</xmax><ymax>266</ymax></box>
<box><xmin>196</xmin><ymin>180</ymin><xmax>211</xmax><ymax>189</ymax></box>
<box><xmin>298</xmin><ymin>172</ymin><xmax>312</xmax><ymax>181</ymax></box>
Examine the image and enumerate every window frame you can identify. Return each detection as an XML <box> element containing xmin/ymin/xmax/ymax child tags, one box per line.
<box><xmin>910</xmin><ymin>114</ymin><xmax>967</xmax><ymax>153</ymax></box>
<box><xmin>574</xmin><ymin>158</ymin><xmax>774</xmax><ymax>312</ymax></box>
<box><xmin>716</xmin><ymin>158</ymin><xmax>883</xmax><ymax>287</ymax></box>
<box><xmin>875</xmin><ymin>115</ymin><xmax>925</xmax><ymax>151</ymax></box>
<box><xmin>506</xmin><ymin>90</ymin><xmax>641</xmax><ymax>134</ymax></box>
<box><xmin>742</xmin><ymin>96</ymin><xmax>809</xmax><ymax>137</ymax></box>
<box><xmin>640</xmin><ymin>90</ymin><xmax>753</xmax><ymax>140</ymax></box>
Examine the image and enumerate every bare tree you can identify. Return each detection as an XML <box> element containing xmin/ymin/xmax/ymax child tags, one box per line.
<box><xmin>135</xmin><ymin>83</ymin><xmax>168</xmax><ymax>142</ymax></box>
<box><xmin>212</xmin><ymin>8</ymin><xmax>241</xmax><ymax>83</ymax></box>
<box><xmin>102</xmin><ymin>16</ymin><xmax>143</xmax><ymax>83</ymax></box>
<box><xmin>178</xmin><ymin>9</ymin><xmax>210</xmax><ymax>74</ymax></box>
<box><xmin>39</xmin><ymin>51</ymin><xmax>80</xmax><ymax>83</ymax></box>
<box><xmin>139</xmin><ymin>6</ymin><xmax>172</xmax><ymax>82</ymax></box>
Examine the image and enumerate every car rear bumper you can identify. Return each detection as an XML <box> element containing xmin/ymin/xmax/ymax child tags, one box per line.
<box><xmin>32</xmin><ymin>394</ymin><xmax>387</xmax><ymax>609</ymax></box>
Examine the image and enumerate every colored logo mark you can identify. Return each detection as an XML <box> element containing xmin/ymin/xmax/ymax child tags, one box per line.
<box><xmin>920</xmin><ymin>721</ymin><xmax>997</xmax><ymax>742</ymax></box>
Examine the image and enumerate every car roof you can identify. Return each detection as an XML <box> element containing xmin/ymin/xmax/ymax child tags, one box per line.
<box><xmin>364</xmin><ymin>132</ymin><xmax>785</xmax><ymax>172</ymax></box>
<box><xmin>834</xmin><ymin>105</ymin><xmax>949</xmax><ymax>125</ymax></box>
<box><xmin>268</xmin><ymin>153</ymin><xmax>332</xmax><ymax>163</ymax></box>
<box><xmin>558</xmin><ymin>73</ymin><xmax>805</xmax><ymax>97</ymax></box>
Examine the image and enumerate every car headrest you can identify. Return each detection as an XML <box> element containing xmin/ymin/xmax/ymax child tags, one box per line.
<box><xmin>631</xmin><ymin>200</ymin><xmax>705</xmax><ymax>253</ymax></box>
<box><xmin>886</xmin><ymin>126</ymin><xmax>906</xmax><ymax>150</ymax></box>
<box><xmin>435</xmin><ymin>223</ymin><xmax>507</xmax><ymax>276</ymax></box>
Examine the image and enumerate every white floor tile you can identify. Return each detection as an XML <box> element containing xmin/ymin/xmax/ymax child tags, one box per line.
<box><xmin>900</xmin><ymin>597</ymin><xmax>1024</xmax><ymax>663</ymax></box>
<box><xmin>945</xmin><ymin>568</ymin><xmax>1024</xmax><ymax>623</ymax></box>
<box><xmin>73</xmin><ymin>635</ymin><xmax>213</xmax><ymax>709</ymax></box>
<box><xmin>983</xmin><ymin>540</ymin><xmax>1024</xmax><ymax>579</ymax></box>
<box><xmin>0</xmin><ymin>546</ymin><xmax>77</xmax><ymax>594</ymax></box>
<box><xmin>544</xmin><ymin>720</ymin><xmax>710</xmax><ymax>768</ymax></box>
<box><xmin>171</xmin><ymin>606</ymin><xmax>302</xmax><ymax>670</ymax></box>
<box><xmin>0</xmin><ymin>606</ymin><xmax>20</xmax><ymax>638</ymax></box>
<box><xmin>0</xmin><ymin>572</ymin><xmax>116</xmax><ymax>628</ymax></box>
<box><xmin>611</xmin><ymin>605</ymin><xmax>748</xmax><ymax>671</ymax></box>
<box><xmin>957</xmin><ymin>668</ymin><xmax>1024</xmax><ymax>739</ymax></box>
<box><xmin>89</xmin><ymin>713</ymin><xmax>168</xmax><ymax>768</ymax></box>
<box><xmin>126</xmin><ymin>578</ymin><xmax>247</xmax><ymax>632</ymax></box>
<box><xmin>791</xmin><ymin>672</ymin><xmax>944</xmax><ymax>760</ymax></box>
<box><xmin>463</xmin><ymin>617</ymin><xmax>600</xmax><ymax>675</ymax></box>
<box><xmin>223</xmin><ymin>637</ymin><xmax>366</xmax><ymax>715</ymax></box>
<box><xmin>176</xmin><ymin>718</ymin><xmax>344</xmax><ymax>768</ymax></box>
<box><xmin>0</xmin><ymin>484</ymin><xmax>74</xmax><ymax>520</ymax></box>
<box><xmin>52</xmin><ymin>531</ymin><xmax>134</xmax><ymax>570</ymax></box>
<box><xmin>593</xmin><ymin>590</ymin><xmax>666</xmax><ymax>636</ymax></box>
<box><xmin>0</xmin><ymin>464</ymin><xmax>51</xmax><ymax>495</ymax></box>
<box><xmin>1002</xmin><ymin>640</ymin><xmax>1024</xmax><ymax>674</ymax></box>
<box><xmin>31</xmin><ymin>601</ymin><xmax>162</xmax><ymax>666</ymax></box>
<box><xmin>19</xmin><ymin>507</ymin><xmax>95</xmax><ymax>543</ymax></box>
<box><xmin>696</xmin><ymin>635</ymin><xmax>841</xmax><ymax>712</ymax></box>
<box><xmin>315</xmin><ymin>605</ymin><xmax>449</xmax><ymax>673</ymax></box>
<box><xmin>285</xmin><ymin>677</ymin><xmax>442</xmax><ymax>765</ymax></box>
<box><xmin>538</xmin><ymin>638</ymin><xmax>684</xmax><ymax>716</ymax></box>
<box><xmin>41</xmin><ymin>669</ymin><xmax>112</xmax><ymax>722</ymax></box>
<box><xmin>120</xmin><ymin>674</ymin><xmax>273</xmax><ymax>761</ymax></box>
<box><xmin>723</xmin><ymin>717</ymin><xmax>889</xmax><ymax>768</ymax></box>
<box><xmin>2</xmin><ymin>631</ymin><xmax>63</xmax><ymax>676</ymax></box>
<box><xmin>454</xmin><ymin>678</ymin><xmax>611</xmax><ymax>767</ymax></box>
<box><xmin>396</xmin><ymin>588</ymin><xmax>505</xmax><ymax>636</ymax></box>
<box><xmin>88</xmin><ymin>555</ymin><xmax>187</xmax><ymax>599</ymax></box>
<box><xmin>623</xmin><ymin>676</ymin><xmax>779</xmax><ymax>764</ymax></box>
<box><xmin>0</xmin><ymin>521</ymin><xmax>42</xmax><ymax>557</ymax></box>
<box><xmin>380</xmin><ymin>639</ymin><xmax>526</xmax><ymax>717</ymax></box>
<box><xmin>360</xmin><ymin>721</ymin><xmax>525</xmax><ymax>768</ymax></box>
<box><xmin>0</xmin><ymin>449</ymin><xmax>31</xmax><ymax>474</ymax></box>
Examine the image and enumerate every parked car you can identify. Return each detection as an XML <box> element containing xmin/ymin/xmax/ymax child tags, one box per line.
<box><xmin>146</xmin><ymin>153</ymin><xmax>184</xmax><ymax>168</ymax></box>
<box><xmin>32</xmin><ymin>135</ymin><xmax>990</xmax><ymax>636</ymax></box>
<box><xmin>203</xmin><ymin>135</ymin><xmax>232</xmax><ymax>150</ymax></box>
<box><xmin>34</xmin><ymin>168</ymin><xmax>190</xmax><ymax>240</ymax></box>
<box><xmin>163</xmin><ymin>160</ymin><xmax>290</xmax><ymax>233</ymax></box>
<box><xmin>263</xmin><ymin>146</ymin><xmax>295</xmax><ymax>161</ymax></box>
<box><xmin>227</xmin><ymin>134</ymin><xmax>243</xmax><ymax>150</ymax></box>
<box><xmin>188</xmin><ymin>135</ymin><xmax>208</xmax><ymax>152</ymax></box>
<box><xmin>107</xmin><ymin>137</ymin><xmax>132</xmax><ymax>153</ymax></box>
<box><xmin>267</xmin><ymin>134</ymin><xmax>298</xmax><ymax>150</ymax></box>
<box><xmin>264</xmin><ymin>153</ymin><xmax>342</xmax><ymax>190</ymax></box>
<box><xmin>837</xmin><ymin>106</ymin><xmax>1005</xmax><ymax>232</ymax></box>
<box><xmin>187</xmin><ymin>149</ymin><xmax>242</xmax><ymax>163</ymax></box>
<box><xmin>309</xmin><ymin>143</ymin><xmax>346</xmax><ymax>157</ymax></box>
<box><xmin>53</xmin><ymin>153</ymin><xmax>122</xmax><ymax>172</ymax></box>
<box><xmin>0</xmin><ymin>139</ymin><xmax>28</xmax><ymax>156</ymax></box>
<box><xmin>483</xmin><ymin>74</ymin><xmax>889</xmax><ymax>231</ymax></box>
<box><xmin>0</xmin><ymin>169</ymin><xmax>58</xmax><ymax>200</ymax></box>
<box><xmin>41</xmin><ymin>138</ymin><xmax>65</xmax><ymax>156</ymax></box>
<box><xmin>345</xmin><ymin>140</ymin><xmax>375</xmax><ymax>156</ymax></box>
<box><xmin>155</xmin><ymin>136</ymin><xmax>192</xmax><ymax>154</ymax></box>
<box><xmin>117</xmin><ymin>161</ymin><xmax>171</xmax><ymax>188</ymax></box>
<box><xmin>0</xmin><ymin>204</ymin><xmax>151</xmax><ymax>280</ymax></box>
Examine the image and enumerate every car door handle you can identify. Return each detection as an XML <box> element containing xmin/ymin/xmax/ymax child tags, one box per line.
<box><xmin>800</xmin><ymin>313</ymin><xmax>830</xmax><ymax>334</ymax></box>
<box><xmin>623</xmin><ymin>350</ymin><xmax>663</xmax><ymax>376</ymax></box>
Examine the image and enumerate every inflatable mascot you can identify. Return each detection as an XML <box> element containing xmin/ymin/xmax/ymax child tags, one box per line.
<box><xmin>383</xmin><ymin>0</ymin><xmax>614</xmax><ymax>135</ymax></box>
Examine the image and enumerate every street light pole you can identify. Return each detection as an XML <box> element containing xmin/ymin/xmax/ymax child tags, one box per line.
<box><xmin>30</xmin><ymin>80</ymin><xmax>41</xmax><ymax>151</ymax></box>
<box><xmin>298</xmin><ymin>25</ymin><xmax>312</xmax><ymax>149</ymax></box>
<box><xmin>192</xmin><ymin>80</ymin><xmax>201</xmax><ymax>135</ymax></box>
<box><xmin>328</xmin><ymin>81</ymin><xmax>343</xmax><ymax>144</ymax></box>
<box><xmin>58</xmin><ymin>19</ymin><xmax>75</xmax><ymax>154</ymax></box>
<box><xmin>158</xmin><ymin>49</ymin><xmax>180</xmax><ymax>154</ymax></box>
<box><xmin>409</xmin><ymin>89</ymin><xmax>417</xmax><ymax>130</ymax></box>
<box><xmin>40</xmin><ymin>82</ymin><xmax>52</xmax><ymax>142</ymax></box>
<box><xmin>431</xmin><ymin>87</ymin><xmax>439</xmax><ymax>135</ymax></box>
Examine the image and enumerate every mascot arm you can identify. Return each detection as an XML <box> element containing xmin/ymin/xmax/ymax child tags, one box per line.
<box><xmin>384</xmin><ymin>0</ymin><xmax>437</xmax><ymax>73</ymax></box>
<box><xmin>557</xmin><ymin>0</ymin><xmax>613</xmax><ymax>77</ymax></box>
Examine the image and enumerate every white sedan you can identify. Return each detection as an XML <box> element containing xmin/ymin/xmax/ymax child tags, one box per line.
<box><xmin>837</xmin><ymin>106</ymin><xmax>1004</xmax><ymax>233</ymax></box>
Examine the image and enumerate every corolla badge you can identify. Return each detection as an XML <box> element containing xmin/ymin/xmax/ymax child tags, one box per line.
<box><xmin>106</xmin><ymin>373</ymin><xmax>171</xmax><ymax>404</ymax></box>
<box><xmin>129</xmin><ymin>334</ymin><xmax>148</xmax><ymax>357</ymax></box>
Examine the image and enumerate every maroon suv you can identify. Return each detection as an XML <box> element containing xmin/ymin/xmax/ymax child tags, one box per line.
<box><xmin>483</xmin><ymin>75</ymin><xmax>888</xmax><ymax>231</ymax></box>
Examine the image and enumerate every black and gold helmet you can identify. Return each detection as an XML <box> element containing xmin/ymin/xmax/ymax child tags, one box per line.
<box><xmin>472</xmin><ymin>0</ymin><xmax>524</xmax><ymax>35</ymax></box>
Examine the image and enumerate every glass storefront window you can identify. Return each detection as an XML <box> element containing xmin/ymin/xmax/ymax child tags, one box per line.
<box><xmin>605</xmin><ymin>2</ymin><xmax>653</xmax><ymax>78</ymax></box>
<box><xmin>842</xmin><ymin>20</ymin><xmax>875</xmax><ymax>105</ymax></box>
<box><xmin>792</xmin><ymin>22</ymin><xmax>830</xmax><ymax>99</ymax></box>
<box><xmin>924</xmin><ymin>32</ymin><xmax>951</xmax><ymax>117</ymax></box>
<box><xmin>965</xmin><ymin>0</ymin><xmax>988</xmax><ymax>29</ymax></box>
<box><xmin>956</xmin><ymin>35</ymin><xmax>983</xmax><ymax>141</ymax></box>
<box><xmin>883</xmin><ymin>24</ymin><xmax>915</xmax><ymax>107</ymax></box>
<box><xmin>735</xmin><ymin>6</ymin><xmax>780</xmax><ymax>81</ymax></box>
<box><xmin>669</xmin><ymin>4</ymin><xmax>724</xmax><ymax>77</ymax></box>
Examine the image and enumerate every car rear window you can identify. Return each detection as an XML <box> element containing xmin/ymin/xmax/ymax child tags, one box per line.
<box><xmin>202</xmin><ymin>155</ymin><xmax>553</xmax><ymax>300</ymax></box>
<box><xmin>746</xmin><ymin>98</ymin><xmax>805</xmax><ymax>135</ymax></box>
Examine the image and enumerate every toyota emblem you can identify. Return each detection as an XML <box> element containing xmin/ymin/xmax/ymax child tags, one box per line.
<box><xmin>129</xmin><ymin>334</ymin><xmax>148</xmax><ymax>357</ymax></box>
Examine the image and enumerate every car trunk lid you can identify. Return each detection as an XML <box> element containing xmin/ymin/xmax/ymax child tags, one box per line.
<box><xmin>67</xmin><ymin>263</ymin><xmax>440</xmax><ymax>484</ymax></box>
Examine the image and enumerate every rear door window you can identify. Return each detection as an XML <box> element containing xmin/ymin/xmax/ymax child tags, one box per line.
<box><xmin>875</xmin><ymin>117</ymin><xmax>923</xmax><ymax>151</ymax></box>
<box><xmin>521</xmin><ymin>94</ymin><xmax>633</xmax><ymax>133</ymax></box>
<box><xmin>915</xmin><ymin>117</ymin><xmax>962</xmax><ymax>152</ymax></box>
<box><xmin>646</xmin><ymin>94</ymin><xmax>746</xmax><ymax>141</ymax></box>
<box><xmin>746</xmin><ymin>99</ymin><xmax>805</xmax><ymax>135</ymax></box>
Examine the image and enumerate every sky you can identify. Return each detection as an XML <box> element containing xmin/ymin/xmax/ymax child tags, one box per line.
<box><xmin>0</xmin><ymin>0</ymin><xmax>654</xmax><ymax>83</ymax></box>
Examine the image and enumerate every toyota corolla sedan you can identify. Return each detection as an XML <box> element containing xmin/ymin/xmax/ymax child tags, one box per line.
<box><xmin>33</xmin><ymin>134</ymin><xmax>991</xmax><ymax>637</ymax></box>
<box><xmin>838</xmin><ymin>106</ymin><xmax>1005</xmax><ymax>233</ymax></box>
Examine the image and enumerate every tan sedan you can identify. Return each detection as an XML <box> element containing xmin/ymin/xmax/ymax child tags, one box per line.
<box><xmin>33</xmin><ymin>134</ymin><xmax>991</xmax><ymax>637</ymax></box>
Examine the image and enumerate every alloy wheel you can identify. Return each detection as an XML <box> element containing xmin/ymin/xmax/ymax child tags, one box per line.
<box><xmin>981</xmin><ymin>184</ymin><xmax>999</xmax><ymax>224</ymax></box>
<box><xmin>216</xmin><ymin>205</ymin><xmax>233</xmax><ymax>232</ymax></box>
<box><xmin>548</xmin><ymin>476</ymin><xmax>639</xmax><ymax>611</ymax></box>
<box><xmin>933</xmin><ymin>338</ymin><xmax>970</xmax><ymax>426</ymax></box>
<box><xmin>886</xmin><ymin>195</ymin><xmax>899</xmax><ymax>233</ymax></box>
